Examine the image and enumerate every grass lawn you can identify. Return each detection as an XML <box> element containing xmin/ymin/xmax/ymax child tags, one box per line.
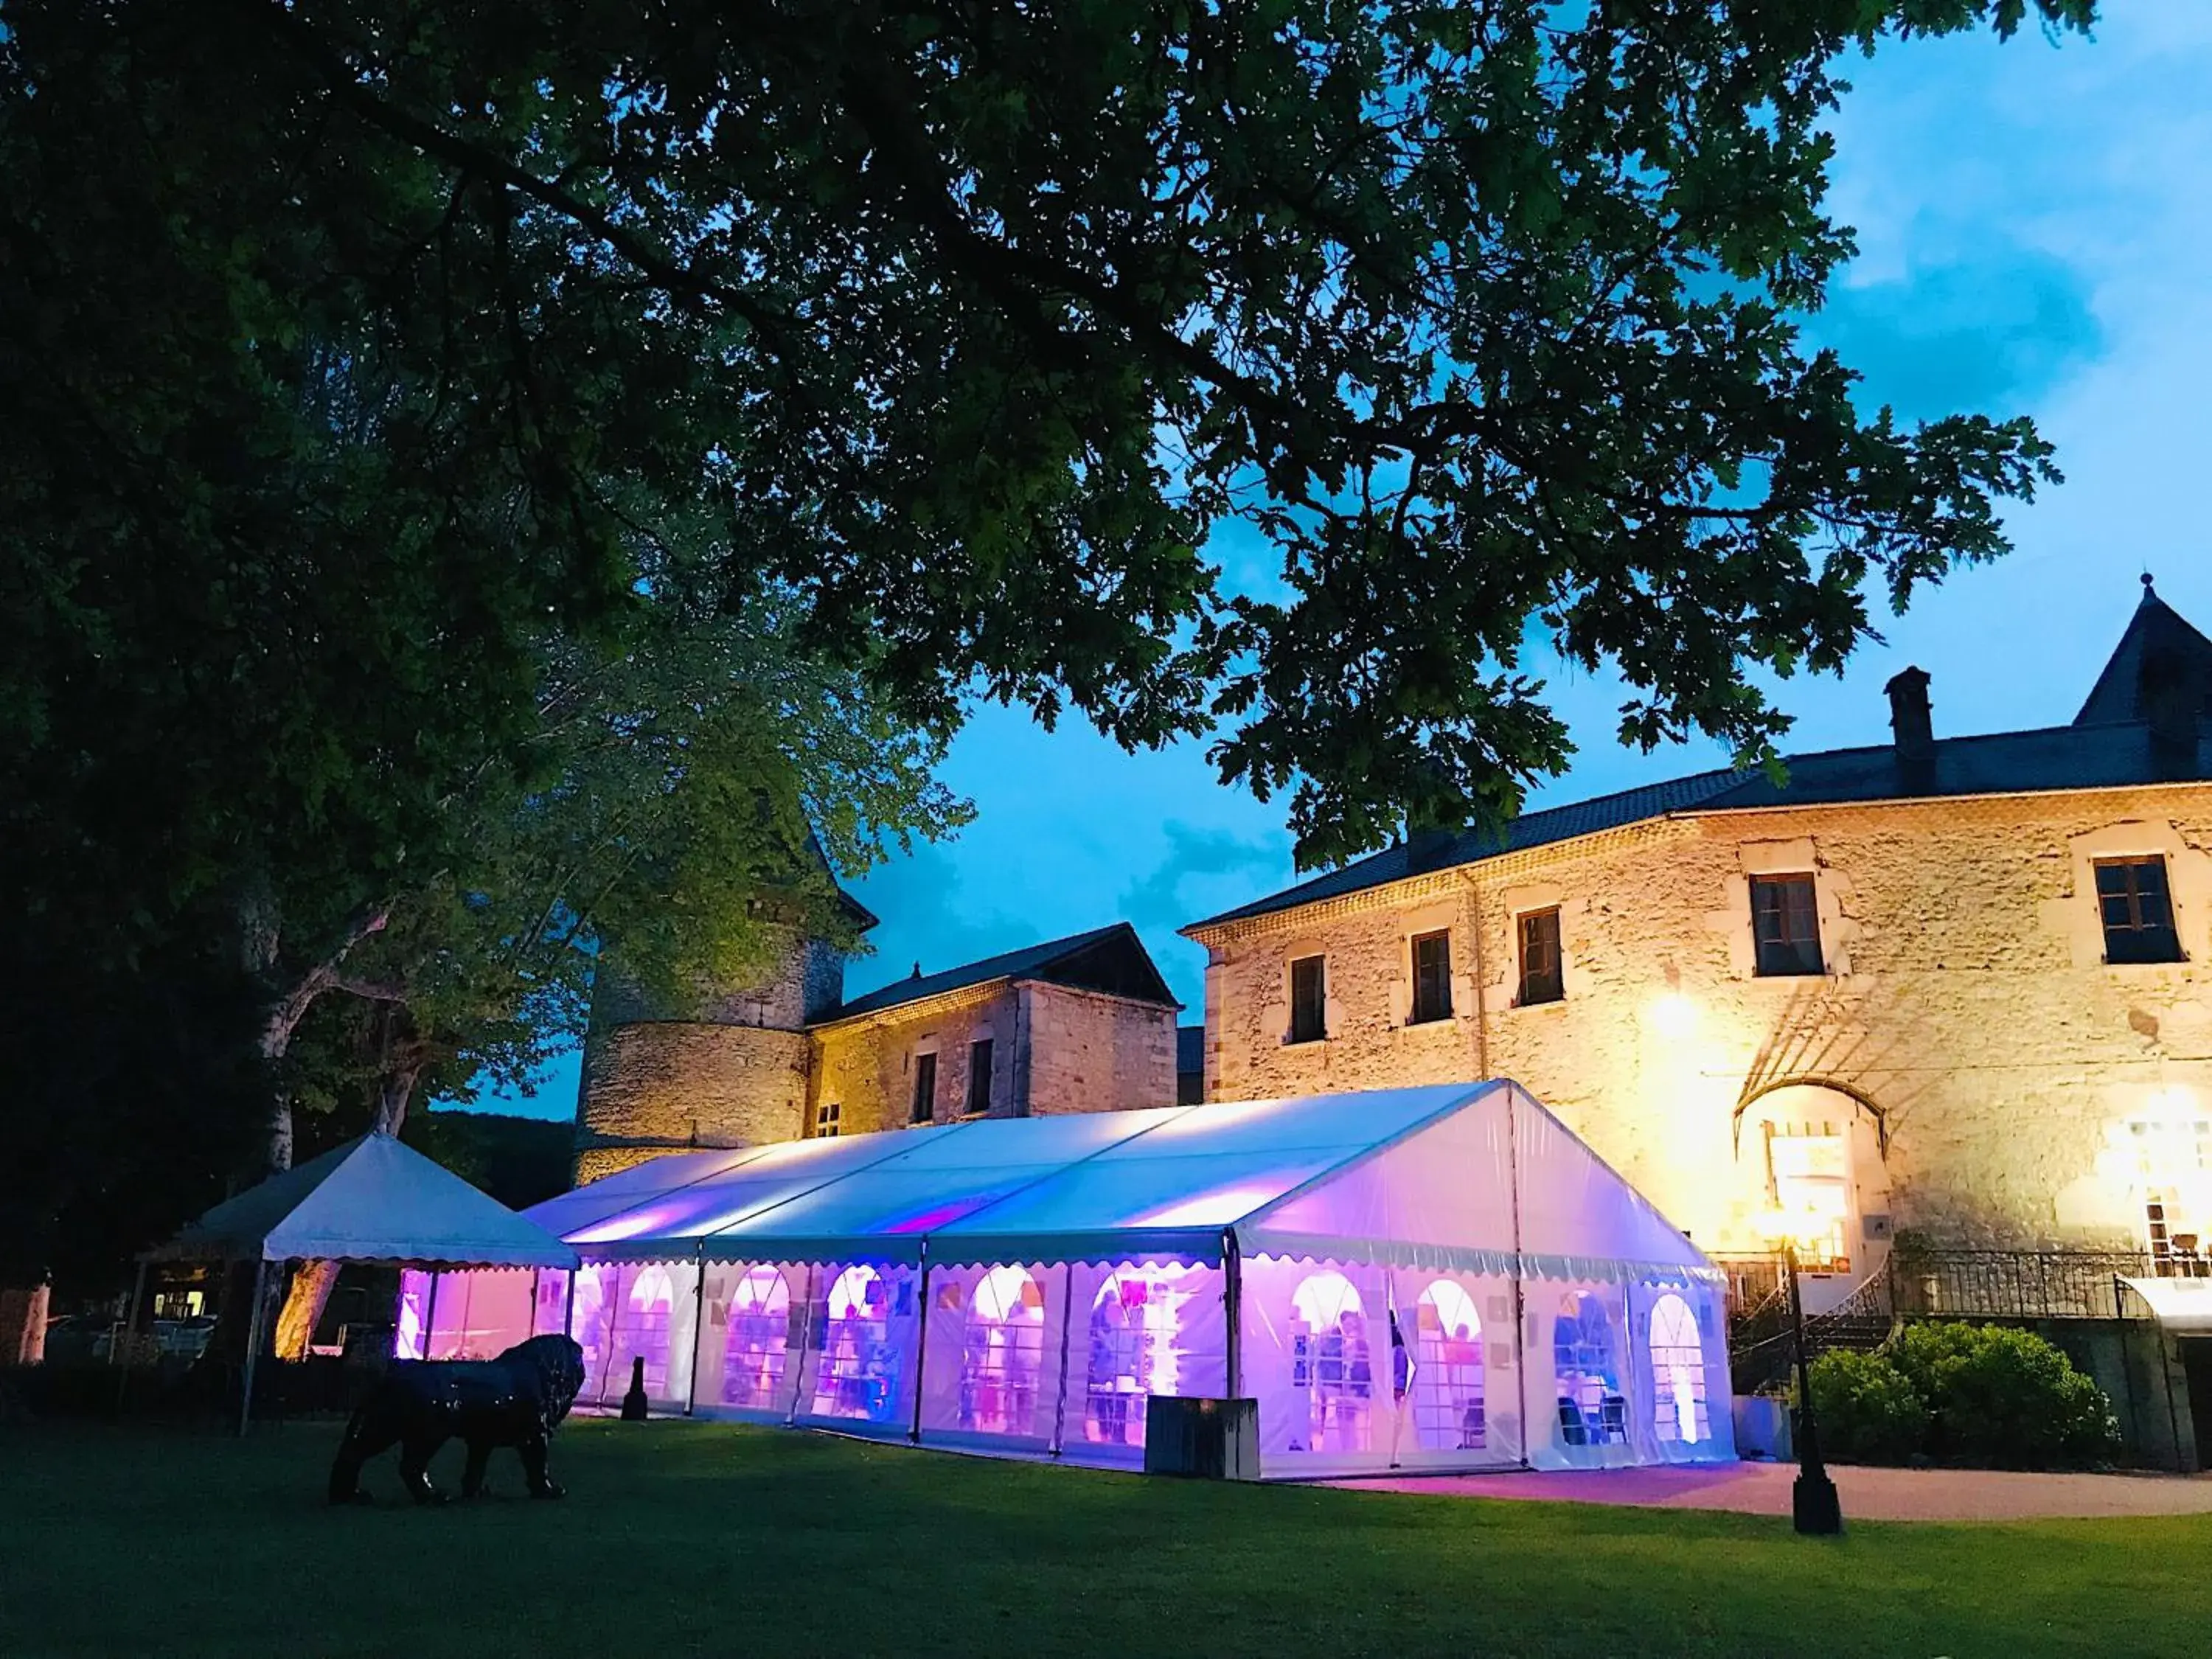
<box><xmin>0</xmin><ymin>1419</ymin><xmax>2200</xmax><ymax>1658</ymax></box>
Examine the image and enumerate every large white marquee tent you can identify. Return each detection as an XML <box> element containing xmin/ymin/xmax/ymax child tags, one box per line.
<box><xmin>408</xmin><ymin>1082</ymin><xmax>1735</xmax><ymax>1478</ymax></box>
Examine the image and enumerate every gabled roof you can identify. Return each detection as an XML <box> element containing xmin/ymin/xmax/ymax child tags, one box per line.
<box><xmin>145</xmin><ymin>1133</ymin><xmax>579</xmax><ymax>1267</ymax></box>
<box><xmin>2076</xmin><ymin>577</ymin><xmax>2212</xmax><ymax>726</ymax></box>
<box><xmin>529</xmin><ymin>1080</ymin><xmax>1718</xmax><ymax>1282</ymax></box>
<box><xmin>816</xmin><ymin>922</ymin><xmax>1179</xmax><ymax>1024</ymax></box>
<box><xmin>1190</xmin><ymin>583</ymin><xmax>2212</xmax><ymax>933</ymax></box>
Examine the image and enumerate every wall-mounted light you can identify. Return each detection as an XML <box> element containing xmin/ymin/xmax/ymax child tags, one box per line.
<box><xmin>1647</xmin><ymin>991</ymin><xmax>1700</xmax><ymax>1040</ymax></box>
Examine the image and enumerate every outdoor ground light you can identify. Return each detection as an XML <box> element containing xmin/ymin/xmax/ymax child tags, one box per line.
<box><xmin>1763</xmin><ymin>1210</ymin><xmax>1844</xmax><ymax>1537</ymax></box>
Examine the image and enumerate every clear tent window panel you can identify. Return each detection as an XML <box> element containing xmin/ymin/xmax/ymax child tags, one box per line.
<box><xmin>808</xmin><ymin>1264</ymin><xmax>910</xmax><ymax>1425</ymax></box>
<box><xmin>1649</xmin><ymin>1291</ymin><xmax>1711</xmax><ymax>1445</ymax></box>
<box><xmin>395</xmin><ymin>1269</ymin><xmax>430</xmax><ymax>1360</ymax></box>
<box><xmin>532</xmin><ymin>1270</ymin><xmax>570</xmax><ymax>1338</ymax></box>
<box><xmin>718</xmin><ymin>1265</ymin><xmax>795</xmax><ymax>1413</ymax></box>
<box><xmin>570</xmin><ymin>1262</ymin><xmax>625</xmax><ymax>1404</ymax></box>
<box><xmin>1287</xmin><ymin>1269</ymin><xmax>1377</xmax><ymax>1455</ymax></box>
<box><xmin>952</xmin><ymin>1265</ymin><xmax>1046</xmax><ymax>1436</ymax></box>
<box><xmin>1551</xmin><ymin>1290</ymin><xmax>1627</xmax><ymax>1449</ymax></box>
<box><xmin>616</xmin><ymin>1264</ymin><xmax>679</xmax><ymax>1400</ymax></box>
<box><xmin>1076</xmin><ymin>1262</ymin><xmax>1227</xmax><ymax>1454</ymax></box>
<box><xmin>1411</xmin><ymin>1279</ymin><xmax>1486</xmax><ymax>1452</ymax></box>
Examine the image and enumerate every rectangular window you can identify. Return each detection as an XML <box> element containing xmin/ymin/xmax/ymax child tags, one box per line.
<box><xmin>910</xmin><ymin>1051</ymin><xmax>938</xmax><ymax>1125</ymax></box>
<box><xmin>1409</xmin><ymin>931</ymin><xmax>1453</xmax><ymax>1023</ymax></box>
<box><xmin>813</xmin><ymin>1101</ymin><xmax>841</xmax><ymax>1138</ymax></box>
<box><xmin>967</xmin><ymin>1037</ymin><xmax>995</xmax><ymax>1116</ymax></box>
<box><xmin>1750</xmin><ymin>874</ymin><xmax>1823</xmax><ymax>976</ymax></box>
<box><xmin>1517</xmin><ymin>908</ymin><xmax>1564</xmax><ymax>1006</ymax></box>
<box><xmin>2096</xmin><ymin>856</ymin><xmax>2184</xmax><ymax>964</ymax></box>
<box><xmin>1288</xmin><ymin>956</ymin><xmax>1327</xmax><ymax>1044</ymax></box>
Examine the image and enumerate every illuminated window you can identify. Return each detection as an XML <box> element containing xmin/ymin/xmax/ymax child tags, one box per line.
<box><xmin>813</xmin><ymin>1100</ymin><xmax>842</xmax><ymax>1138</ymax></box>
<box><xmin>954</xmin><ymin>1266</ymin><xmax>1046</xmax><ymax>1436</ymax></box>
<box><xmin>1287</xmin><ymin>1270</ymin><xmax>1374</xmax><ymax>1453</ymax></box>
<box><xmin>1648</xmin><ymin>1293</ymin><xmax>1710</xmax><ymax>1444</ymax></box>
<box><xmin>2096</xmin><ymin>856</ymin><xmax>2183</xmax><ymax>964</ymax></box>
<box><xmin>1288</xmin><ymin>956</ymin><xmax>1327</xmax><ymax>1044</ymax></box>
<box><xmin>1411</xmin><ymin>1280</ymin><xmax>1485</xmax><ymax>1451</ymax></box>
<box><xmin>1517</xmin><ymin>908</ymin><xmax>1564</xmax><ymax>1006</ymax></box>
<box><xmin>1750</xmin><ymin>874</ymin><xmax>1823</xmax><ymax>976</ymax></box>
<box><xmin>622</xmin><ymin>1265</ymin><xmax>676</xmax><ymax>1399</ymax></box>
<box><xmin>1552</xmin><ymin>1292</ymin><xmax>1625</xmax><ymax>1448</ymax></box>
<box><xmin>1410</xmin><ymin>931</ymin><xmax>1453</xmax><ymax>1023</ymax></box>
<box><xmin>811</xmin><ymin>1265</ymin><xmax>903</xmax><ymax>1423</ymax></box>
<box><xmin>967</xmin><ymin>1038</ymin><xmax>995</xmax><ymax>1116</ymax></box>
<box><xmin>719</xmin><ymin>1267</ymin><xmax>793</xmax><ymax>1411</ymax></box>
<box><xmin>910</xmin><ymin>1051</ymin><xmax>938</xmax><ymax>1125</ymax></box>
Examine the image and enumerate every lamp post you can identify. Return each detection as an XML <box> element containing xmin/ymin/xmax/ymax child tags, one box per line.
<box><xmin>1783</xmin><ymin>1240</ymin><xmax>1843</xmax><ymax>1536</ymax></box>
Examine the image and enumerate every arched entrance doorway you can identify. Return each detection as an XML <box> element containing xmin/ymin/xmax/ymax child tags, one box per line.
<box><xmin>1736</xmin><ymin>1082</ymin><xmax>1892</xmax><ymax>1316</ymax></box>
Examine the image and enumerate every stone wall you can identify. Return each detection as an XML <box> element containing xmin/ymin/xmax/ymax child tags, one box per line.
<box><xmin>574</xmin><ymin>1022</ymin><xmax>813</xmax><ymax>1183</ymax></box>
<box><xmin>810</xmin><ymin>986</ymin><xmax>1022</xmax><ymax>1135</ymax></box>
<box><xmin>1195</xmin><ymin>783</ymin><xmax>2212</xmax><ymax>1256</ymax></box>
<box><xmin>1020</xmin><ymin>984</ymin><xmax>1180</xmax><ymax>1116</ymax></box>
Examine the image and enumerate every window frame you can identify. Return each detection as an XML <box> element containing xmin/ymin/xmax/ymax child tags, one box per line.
<box><xmin>1748</xmin><ymin>872</ymin><xmax>1825</xmax><ymax>978</ymax></box>
<box><xmin>2093</xmin><ymin>855</ymin><xmax>2185</xmax><ymax>965</ymax></box>
<box><xmin>1408</xmin><ymin>930</ymin><xmax>1454</xmax><ymax>1025</ymax></box>
<box><xmin>1515</xmin><ymin>907</ymin><xmax>1565</xmax><ymax>1006</ymax></box>
<box><xmin>813</xmin><ymin>1100</ymin><xmax>842</xmax><ymax>1138</ymax></box>
<box><xmin>1287</xmin><ymin>955</ymin><xmax>1328</xmax><ymax>1045</ymax></box>
<box><xmin>966</xmin><ymin>1037</ymin><xmax>995</xmax><ymax>1117</ymax></box>
<box><xmin>910</xmin><ymin>1051</ymin><xmax>939</xmax><ymax>1125</ymax></box>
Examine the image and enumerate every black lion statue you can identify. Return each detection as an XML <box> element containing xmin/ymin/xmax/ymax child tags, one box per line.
<box><xmin>329</xmin><ymin>1334</ymin><xmax>586</xmax><ymax>1505</ymax></box>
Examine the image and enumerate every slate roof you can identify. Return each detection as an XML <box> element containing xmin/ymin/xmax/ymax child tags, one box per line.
<box><xmin>817</xmin><ymin>922</ymin><xmax>1180</xmax><ymax>1023</ymax></box>
<box><xmin>1189</xmin><ymin>587</ymin><xmax>2212</xmax><ymax>933</ymax></box>
<box><xmin>2075</xmin><ymin>577</ymin><xmax>2212</xmax><ymax>726</ymax></box>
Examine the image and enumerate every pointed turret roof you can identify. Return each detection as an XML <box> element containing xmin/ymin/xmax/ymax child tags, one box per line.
<box><xmin>2075</xmin><ymin>575</ymin><xmax>2212</xmax><ymax>726</ymax></box>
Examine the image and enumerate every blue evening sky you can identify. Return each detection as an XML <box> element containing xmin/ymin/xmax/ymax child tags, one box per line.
<box><xmin>458</xmin><ymin>10</ymin><xmax>2212</xmax><ymax>1122</ymax></box>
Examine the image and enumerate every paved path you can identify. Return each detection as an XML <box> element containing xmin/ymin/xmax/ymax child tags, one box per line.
<box><xmin>1331</xmin><ymin>1459</ymin><xmax>2212</xmax><ymax>1521</ymax></box>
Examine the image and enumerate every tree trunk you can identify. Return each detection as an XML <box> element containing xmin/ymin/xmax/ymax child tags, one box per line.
<box><xmin>271</xmin><ymin>1060</ymin><xmax>420</xmax><ymax>1360</ymax></box>
<box><xmin>0</xmin><ymin>1283</ymin><xmax>49</xmax><ymax>1366</ymax></box>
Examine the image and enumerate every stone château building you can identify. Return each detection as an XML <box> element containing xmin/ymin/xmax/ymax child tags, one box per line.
<box><xmin>1183</xmin><ymin>580</ymin><xmax>2212</xmax><ymax>1302</ymax></box>
<box><xmin>576</xmin><ymin>919</ymin><xmax>1180</xmax><ymax>1183</ymax></box>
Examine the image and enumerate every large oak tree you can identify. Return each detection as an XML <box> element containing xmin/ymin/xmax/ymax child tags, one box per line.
<box><xmin>1</xmin><ymin>0</ymin><xmax>2089</xmax><ymax>1281</ymax></box>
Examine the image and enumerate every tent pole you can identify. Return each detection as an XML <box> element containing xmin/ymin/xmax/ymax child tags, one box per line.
<box><xmin>908</xmin><ymin>1245</ymin><xmax>932</xmax><ymax>1445</ymax></box>
<box><xmin>424</xmin><ymin>1270</ymin><xmax>442</xmax><ymax>1362</ymax></box>
<box><xmin>238</xmin><ymin>1258</ymin><xmax>270</xmax><ymax>1438</ymax></box>
<box><xmin>115</xmin><ymin>1258</ymin><xmax>149</xmax><ymax>1415</ymax></box>
<box><xmin>1047</xmin><ymin>1264</ymin><xmax>1075</xmax><ymax>1457</ymax></box>
<box><xmin>563</xmin><ymin>1265</ymin><xmax>577</xmax><ymax>1340</ymax></box>
<box><xmin>787</xmin><ymin>1262</ymin><xmax>816</xmax><ymax>1425</ymax></box>
<box><xmin>684</xmin><ymin>1244</ymin><xmax>706</xmax><ymax>1418</ymax></box>
<box><xmin>1223</xmin><ymin>1229</ymin><xmax>1243</xmax><ymax>1399</ymax></box>
<box><xmin>1503</xmin><ymin>1086</ymin><xmax>1531</xmax><ymax>1470</ymax></box>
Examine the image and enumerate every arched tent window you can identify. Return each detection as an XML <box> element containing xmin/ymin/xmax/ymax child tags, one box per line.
<box><xmin>626</xmin><ymin>1265</ymin><xmax>676</xmax><ymax>1398</ymax></box>
<box><xmin>812</xmin><ymin>1265</ymin><xmax>901</xmax><ymax>1423</ymax></box>
<box><xmin>1081</xmin><ymin>1264</ymin><xmax>1217</xmax><ymax>1450</ymax></box>
<box><xmin>1649</xmin><ymin>1292</ymin><xmax>1709</xmax><ymax>1444</ymax></box>
<box><xmin>571</xmin><ymin>1263</ymin><xmax>619</xmax><ymax>1399</ymax></box>
<box><xmin>1289</xmin><ymin>1270</ymin><xmax>1374</xmax><ymax>1454</ymax></box>
<box><xmin>720</xmin><ymin>1267</ymin><xmax>793</xmax><ymax>1412</ymax></box>
<box><xmin>1552</xmin><ymin>1291</ymin><xmax>1625</xmax><ymax>1448</ymax></box>
<box><xmin>1412</xmin><ymin>1280</ymin><xmax>1485</xmax><ymax>1451</ymax></box>
<box><xmin>956</xmin><ymin>1266</ymin><xmax>1046</xmax><ymax>1436</ymax></box>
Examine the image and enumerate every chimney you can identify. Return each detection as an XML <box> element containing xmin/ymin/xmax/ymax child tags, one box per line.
<box><xmin>1885</xmin><ymin>667</ymin><xmax>1935</xmax><ymax>791</ymax></box>
<box><xmin>2139</xmin><ymin>642</ymin><xmax>2201</xmax><ymax>781</ymax></box>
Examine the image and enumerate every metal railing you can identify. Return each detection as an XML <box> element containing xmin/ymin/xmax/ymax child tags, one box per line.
<box><xmin>1888</xmin><ymin>1248</ymin><xmax>2157</xmax><ymax>1321</ymax></box>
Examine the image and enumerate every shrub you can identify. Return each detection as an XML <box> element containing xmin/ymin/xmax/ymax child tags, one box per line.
<box><xmin>1889</xmin><ymin>1322</ymin><xmax>2120</xmax><ymax>1469</ymax></box>
<box><xmin>1804</xmin><ymin>1349</ymin><xmax>1927</xmax><ymax>1464</ymax></box>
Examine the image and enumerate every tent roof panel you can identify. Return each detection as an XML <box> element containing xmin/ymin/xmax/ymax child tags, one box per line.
<box><xmin>149</xmin><ymin>1133</ymin><xmax>577</xmax><ymax>1267</ymax></box>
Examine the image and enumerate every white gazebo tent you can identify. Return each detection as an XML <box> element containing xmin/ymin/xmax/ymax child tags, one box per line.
<box><xmin>429</xmin><ymin>1082</ymin><xmax>1733</xmax><ymax>1478</ymax></box>
<box><xmin>141</xmin><ymin>1131</ymin><xmax>580</xmax><ymax>1431</ymax></box>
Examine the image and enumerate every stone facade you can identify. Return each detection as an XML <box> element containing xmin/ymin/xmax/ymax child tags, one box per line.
<box><xmin>578</xmin><ymin>924</ymin><xmax>1180</xmax><ymax>1177</ymax></box>
<box><xmin>1190</xmin><ymin>785</ymin><xmax>2212</xmax><ymax>1275</ymax></box>
<box><xmin>575</xmin><ymin>929</ymin><xmax>838</xmax><ymax>1183</ymax></box>
<box><xmin>806</xmin><ymin>981</ymin><xmax>1178</xmax><ymax>1135</ymax></box>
